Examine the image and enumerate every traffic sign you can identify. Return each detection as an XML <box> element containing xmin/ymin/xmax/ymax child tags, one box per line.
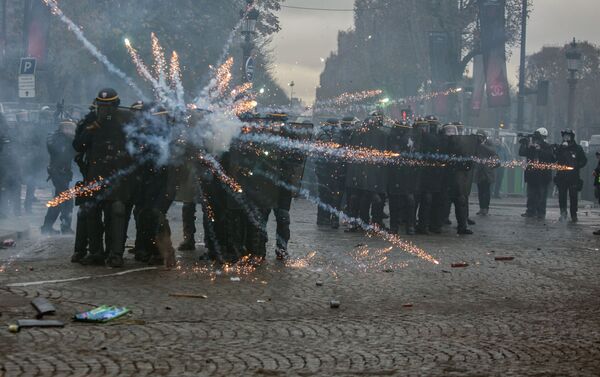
<box><xmin>19</xmin><ymin>58</ymin><xmax>37</xmax><ymax>75</ymax></box>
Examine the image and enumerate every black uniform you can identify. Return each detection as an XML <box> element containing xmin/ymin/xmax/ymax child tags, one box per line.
<box><xmin>387</xmin><ymin>126</ymin><xmax>420</xmax><ymax>235</ymax></box>
<box><xmin>345</xmin><ymin>117</ymin><xmax>388</xmax><ymax>227</ymax></box>
<box><xmin>270</xmin><ymin>121</ymin><xmax>310</xmax><ymax>258</ymax></box>
<box><xmin>73</xmin><ymin>100</ymin><xmax>134</xmax><ymax>266</ymax></box>
<box><xmin>518</xmin><ymin>137</ymin><xmax>555</xmax><ymax>219</ymax></box>
<box><xmin>130</xmin><ymin>107</ymin><xmax>177</xmax><ymax>266</ymax></box>
<box><xmin>41</xmin><ymin>126</ymin><xmax>76</xmax><ymax>233</ymax></box>
<box><xmin>315</xmin><ymin>122</ymin><xmax>346</xmax><ymax>227</ymax></box>
<box><xmin>446</xmin><ymin>135</ymin><xmax>479</xmax><ymax>234</ymax></box>
<box><xmin>554</xmin><ymin>141</ymin><xmax>587</xmax><ymax>221</ymax></box>
<box><xmin>71</xmin><ymin>111</ymin><xmax>96</xmax><ymax>263</ymax></box>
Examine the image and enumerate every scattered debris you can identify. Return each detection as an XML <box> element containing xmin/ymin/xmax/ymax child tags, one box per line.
<box><xmin>169</xmin><ymin>293</ymin><xmax>208</xmax><ymax>299</ymax></box>
<box><xmin>537</xmin><ymin>248</ymin><xmax>541</xmax><ymax>251</ymax></box>
<box><xmin>382</xmin><ymin>268</ymin><xmax>394</xmax><ymax>273</ymax></box>
<box><xmin>28</xmin><ymin>266</ymin><xmax>34</xmax><ymax>271</ymax></box>
<box><xmin>495</xmin><ymin>256</ymin><xmax>515</xmax><ymax>261</ymax></box>
<box><xmin>9</xmin><ymin>319</ymin><xmax>64</xmax><ymax>333</ymax></box>
<box><xmin>451</xmin><ymin>262</ymin><xmax>469</xmax><ymax>268</ymax></box>
<box><xmin>31</xmin><ymin>298</ymin><xmax>56</xmax><ymax>319</ymax></box>
<box><xmin>330</xmin><ymin>300</ymin><xmax>340</xmax><ymax>309</ymax></box>
<box><xmin>1</xmin><ymin>239</ymin><xmax>16</xmax><ymax>248</ymax></box>
<box><xmin>402</xmin><ymin>303</ymin><xmax>413</xmax><ymax>308</ymax></box>
<box><xmin>74</xmin><ymin>305</ymin><xmax>130</xmax><ymax>323</ymax></box>
<box><xmin>315</xmin><ymin>281</ymin><xmax>324</xmax><ymax>287</ymax></box>
<box><xmin>441</xmin><ymin>270</ymin><xmax>451</xmax><ymax>273</ymax></box>
<box><xmin>165</xmin><ymin>306</ymin><xmax>172</xmax><ymax>310</ymax></box>
<box><xmin>230</xmin><ymin>277</ymin><xmax>241</xmax><ymax>282</ymax></box>
<box><xmin>256</xmin><ymin>300</ymin><xmax>267</xmax><ymax>303</ymax></box>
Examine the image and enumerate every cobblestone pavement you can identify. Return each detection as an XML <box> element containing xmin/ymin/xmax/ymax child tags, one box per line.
<box><xmin>1</xmin><ymin>197</ymin><xmax>600</xmax><ymax>376</ymax></box>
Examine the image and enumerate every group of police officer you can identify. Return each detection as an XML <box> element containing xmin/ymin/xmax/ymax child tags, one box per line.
<box><xmin>315</xmin><ymin>112</ymin><xmax>497</xmax><ymax>236</ymax></box>
<box><xmin>37</xmin><ymin>88</ymin><xmax>593</xmax><ymax>268</ymax></box>
<box><xmin>518</xmin><ymin>127</ymin><xmax>587</xmax><ymax>222</ymax></box>
<box><xmin>41</xmin><ymin>88</ymin><xmax>313</xmax><ymax>267</ymax></box>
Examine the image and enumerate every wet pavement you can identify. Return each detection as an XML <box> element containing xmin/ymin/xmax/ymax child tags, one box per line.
<box><xmin>1</xmin><ymin>196</ymin><xmax>600</xmax><ymax>376</ymax></box>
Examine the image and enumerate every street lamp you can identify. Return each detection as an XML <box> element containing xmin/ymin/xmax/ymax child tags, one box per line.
<box><xmin>241</xmin><ymin>0</ymin><xmax>259</xmax><ymax>84</ymax></box>
<box><xmin>565</xmin><ymin>38</ymin><xmax>582</xmax><ymax>136</ymax></box>
<box><xmin>288</xmin><ymin>81</ymin><xmax>295</xmax><ymax>107</ymax></box>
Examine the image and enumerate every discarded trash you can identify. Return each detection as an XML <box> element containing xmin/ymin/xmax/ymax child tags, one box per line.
<box><xmin>28</xmin><ymin>266</ymin><xmax>34</xmax><ymax>271</ymax></box>
<box><xmin>495</xmin><ymin>256</ymin><xmax>515</xmax><ymax>261</ymax></box>
<box><xmin>382</xmin><ymin>268</ymin><xmax>394</xmax><ymax>273</ymax></box>
<box><xmin>9</xmin><ymin>319</ymin><xmax>64</xmax><ymax>333</ymax></box>
<box><xmin>31</xmin><ymin>298</ymin><xmax>56</xmax><ymax>319</ymax></box>
<box><xmin>169</xmin><ymin>293</ymin><xmax>207</xmax><ymax>299</ymax></box>
<box><xmin>315</xmin><ymin>281</ymin><xmax>324</xmax><ymax>286</ymax></box>
<box><xmin>441</xmin><ymin>270</ymin><xmax>451</xmax><ymax>273</ymax></box>
<box><xmin>74</xmin><ymin>305</ymin><xmax>130</xmax><ymax>323</ymax></box>
<box><xmin>451</xmin><ymin>262</ymin><xmax>469</xmax><ymax>268</ymax></box>
<box><xmin>256</xmin><ymin>300</ymin><xmax>267</xmax><ymax>303</ymax></box>
<box><xmin>402</xmin><ymin>303</ymin><xmax>413</xmax><ymax>308</ymax></box>
<box><xmin>330</xmin><ymin>300</ymin><xmax>340</xmax><ymax>309</ymax></box>
<box><xmin>1</xmin><ymin>239</ymin><xmax>16</xmax><ymax>248</ymax></box>
<box><xmin>230</xmin><ymin>277</ymin><xmax>241</xmax><ymax>282</ymax></box>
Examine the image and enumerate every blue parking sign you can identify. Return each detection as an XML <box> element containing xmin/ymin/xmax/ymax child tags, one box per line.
<box><xmin>19</xmin><ymin>58</ymin><xmax>37</xmax><ymax>75</ymax></box>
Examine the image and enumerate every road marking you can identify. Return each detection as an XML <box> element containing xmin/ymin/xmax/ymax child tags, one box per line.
<box><xmin>5</xmin><ymin>267</ymin><xmax>157</xmax><ymax>287</ymax></box>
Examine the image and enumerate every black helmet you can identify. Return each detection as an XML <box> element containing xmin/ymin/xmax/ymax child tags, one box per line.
<box><xmin>324</xmin><ymin>118</ymin><xmax>339</xmax><ymax>126</ymax></box>
<box><xmin>95</xmin><ymin>88</ymin><xmax>120</xmax><ymax>106</ymax></box>
<box><xmin>341</xmin><ymin>116</ymin><xmax>356</xmax><ymax>125</ymax></box>
<box><xmin>561</xmin><ymin>129</ymin><xmax>575</xmax><ymax>137</ymax></box>
<box><xmin>130</xmin><ymin>101</ymin><xmax>144</xmax><ymax>110</ymax></box>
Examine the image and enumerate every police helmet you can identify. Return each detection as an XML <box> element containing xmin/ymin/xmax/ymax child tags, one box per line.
<box><xmin>95</xmin><ymin>88</ymin><xmax>120</xmax><ymax>106</ymax></box>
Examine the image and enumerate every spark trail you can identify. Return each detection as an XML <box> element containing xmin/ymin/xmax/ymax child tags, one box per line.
<box><xmin>41</xmin><ymin>0</ymin><xmax>146</xmax><ymax>99</ymax></box>
<box><xmin>238</xmin><ymin>132</ymin><xmax>573</xmax><ymax>172</ymax></box>
<box><xmin>254</xmin><ymin>170</ymin><xmax>439</xmax><ymax>265</ymax></box>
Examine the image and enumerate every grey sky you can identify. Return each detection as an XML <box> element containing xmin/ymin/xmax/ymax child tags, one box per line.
<box><xmin>271</xmin><ymin>0</ymin><xmax>600</xmax><ymax>103</ymax></box>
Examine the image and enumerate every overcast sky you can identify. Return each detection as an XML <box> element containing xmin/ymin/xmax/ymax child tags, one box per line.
<box><xmin>270</xmin><ymin>0</ymin><xmax>600</xmax><ymax>103</ymax></box>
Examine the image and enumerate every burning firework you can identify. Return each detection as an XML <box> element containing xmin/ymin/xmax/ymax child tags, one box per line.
<box><xmin>46</xmin><ymin>179</ymin><xmax>104</xmax><ymax>208</ymax></box>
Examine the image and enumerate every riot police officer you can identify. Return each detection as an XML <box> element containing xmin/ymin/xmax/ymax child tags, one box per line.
<box><xmin>70</xmin><ymin>108</ymin><xmax>96</xmax><ymax>263</ymax></box>
<box><xmin>415</xmin><ymin>116</ymin><xmax>442</xmax><ymax>234</ymax></box>
<box><xmin>74</xmin><ymin>89</ymin><xmax>134</xmax><ymax>267</ymax></box>
<box><xmin>554</xmin><ymin>129</ymin><xmax>587</xmax><ymax>222</ymax></box>
<box><xmin>387</xmin><ymin>120</ymin><xmax>419</xmax><ymax>235</ymax></box>
<box><xmin>41</xmin><ymin>119</ymin><xmax>77</xmax><ymax>235</ymax></box>
<box><xmin>315</xmin><ymin>118</ymin><xmax>345</xmax><ymax>228</ymax></box>
<box><xmin>518</xmin><ymin>128</ymin><xmax>555</xmax><ymax>220</ymax></box>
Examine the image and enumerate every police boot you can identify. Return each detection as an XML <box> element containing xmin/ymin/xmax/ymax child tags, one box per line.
<box><xmin>331</xmin><ymin>214</ymin><xmax>340</xmax><ymax>229</ymax></box>
<box><xmin>275</xmin><ymin>248</ymin><xmax>289</xmax><ymax>261</ymax></box>
<box><xmin>80</xmin><ymin>253</ymin><xmax>106</xmax><ymax>266</ymax></box>
<box><xmin>559</xmin><ymin>210</ymin><xmax>568</xmax><ymax>222</ymax></box>
<box><xmin>177</xmin><ymin>236</ymin><xmax>196</xmax><ymax>251</ymax></box>
<box><xmin>41</xmin><ymin>226</ymin><xmax>60</xmax><ymax>235</ymax></box>
<box><xmin>70</xmin><ymin>251</ymin><xmax>87</xmax><ymax>264</ymax></box>
<box><xmin>406</xmin><ymin>226</ymin><xmax>416</xmax><ymax>236</ymax></box>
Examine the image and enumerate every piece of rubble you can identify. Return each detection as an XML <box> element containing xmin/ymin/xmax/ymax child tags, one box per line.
<box><xmin>495</xmin><ymin>256</ymin><xmax>515</xmax><ymax>261</ymax></box>
<box><xmin>31</xmin><ymin>298</ymin><xmax>56</xmax><ymax>319</ymax></box>
<box><xmin>169</xmin><ymin>293</ymin><xmax>208</xmax><ymax>299</ymax></box>
<box><xmin>315</xmin><ymin>281</ymin><xmax>323</xmax><ymax>287</ymax></box>
<box><xmin>451</xmin><ymin>262</ymin><xmax>469</xmax><ymax>268</ymax></box>
<box><xmin>329</xmin><ymin>300</ymin><xmax>340</xmax><ymax>309</ymax></box>
<box><xmin>9</xmin><ymin>319</ymin><xmax>64</xmax><ymax>333</ymax></box>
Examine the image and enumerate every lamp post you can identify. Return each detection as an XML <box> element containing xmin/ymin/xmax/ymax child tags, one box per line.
<box><xmin>289</xmin><ymin>80</ymin><xmax>295</xmax><ymax>107</ymax></box>
<box><xmin>241</xmin><ymin>0</ymin><xmax>259</xmax><ymax>84</ymax></box>
<box><xmin>565</xmin><ymin>38</ymin><xmax>582</xmax><ymax>136</ymax></box>
<box><xmin>516</xmin><ymin>0</ymin><xmax>528</xmax><ymax>131</ymax></box>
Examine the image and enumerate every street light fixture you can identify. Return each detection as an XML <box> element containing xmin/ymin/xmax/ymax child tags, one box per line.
<box><xmin>565</xmin><ymin>38</ymin><xmax>582</xmax><ymax>136</ymax></box>
<box><xmin>241</xmin><ymin>0</ymin><xmax>259</xmax><ymax>84</ymax></box>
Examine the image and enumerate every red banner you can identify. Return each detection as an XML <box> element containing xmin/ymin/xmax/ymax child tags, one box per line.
<box><xmin>479</xmin><ymin>0</ymin><xmax>511</xmax><ymax>108</ymax></box>
<box><xmin>25</xmin><ymin>0</ymin><xmax>51</xmax><ymax>65</ymax></box>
